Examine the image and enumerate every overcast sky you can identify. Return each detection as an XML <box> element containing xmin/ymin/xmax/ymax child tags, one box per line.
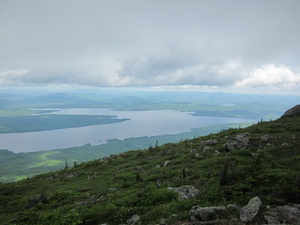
<box><xmin>0</xmin><ymin>0</ymin><xmax>300</xmax><ymax>94</ymax></box>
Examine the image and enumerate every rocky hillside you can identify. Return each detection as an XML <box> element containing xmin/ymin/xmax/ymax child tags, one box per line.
<box><xmin>0</xmin><ymin>106</ymin><xmax>299</xmax><ymax>225</ymax></box>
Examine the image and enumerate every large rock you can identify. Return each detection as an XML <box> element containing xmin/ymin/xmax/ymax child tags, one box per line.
<box><xmin>190</xmin><ymin>204</ymin><xmax>241</xmax><ymax>223</ymax></box>
<box><xmin>276</xmin><ymin>205</ymin><xmax>300</xmax><ymax>224</ymax></box>
<box><xmin>189</xmin><ymin>197</ymin><xmax>300</xmax><ymax>224</ymax></box>
<box><xmin>281</xmin><ymin>104</ymin><xmax>300</xmax><ymax>117</ymax></box>
<box><xmin>190</xmin><ymin>206</ymin><xmax>217</xmax><ymax>221</ymax></box>
<box><xmin>225</xmin><ymin>133</ymin><xmax>250</xmax><ymax>151</ymax></box>
<box><xmin>240</xmin><ymin>196</ymin><xmax>262</xmax><ymax>223</ymax></box>
<box><xmin>172</xmin><ymin>185</ymin><xmax>199</xmax><ymax>200</ymax></box>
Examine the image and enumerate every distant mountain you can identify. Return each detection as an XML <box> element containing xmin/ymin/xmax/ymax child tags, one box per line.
<box><xmin>22</xmin><ymin>92</ymin><xmax>96</xmax><ymax>105</ymax></box>
<box><xmin>0</xmin><ymin>106</ymin><xmax>299</xmax><ymax>224</ymax></box>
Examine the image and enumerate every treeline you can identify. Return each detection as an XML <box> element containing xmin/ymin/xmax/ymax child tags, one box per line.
<box><xmin>0</xmin><ymin>115</ymin><xmax>128</xmax><ymax>133</ymax></box>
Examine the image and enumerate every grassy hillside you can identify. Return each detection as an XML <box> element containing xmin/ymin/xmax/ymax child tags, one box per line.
<box><xmin>0</xmin><ymin>115</ymin><xmax>299</xmax><ymax>224</ymax></box>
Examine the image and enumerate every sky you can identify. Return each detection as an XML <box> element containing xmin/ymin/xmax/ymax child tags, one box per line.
<box><xmin>0</xmin><ymin>0</ymin><xmax>300</xmax><ymax>94</ymax></box>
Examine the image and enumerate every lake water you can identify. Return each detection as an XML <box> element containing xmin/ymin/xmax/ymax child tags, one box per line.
<box><xmin>0</xmin><ymin>108</ymin><xmax>254</xmax><ymax>153</ymax></box>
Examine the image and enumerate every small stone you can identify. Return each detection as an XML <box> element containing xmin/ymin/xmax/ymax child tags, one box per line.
<box><xmin>126</xmin><ymin>214</ymin><xmax>140</xmax><ymax>225</ymax></box>
<box><xmin>213</xmin><ymin>150</ymin><xmax>220</xmax><ymax>156</ymax></box>
<box><xmin>200</xmin><ymin>139</ymin><xmax>218</xmax><ymax>146</ymax></box>
<box><xmin>159</xmin><ymin>218</ymin><xmax>167</xmax><ymax>225</ymax></box>
<box><xmin>190</xmin><ymin>148</ymin><xmax>197</xmax><ymax>153</ymax></box>
<box><xmin>261</xmin><ymin>134</ymin><xmax>271</xmax><ymax>143</ymax></box>
<box><xmin>250</xmin><ymin>152</ymin><xmax>258</xmax><ymax>157</ymax></box>
<box><xmin>164</xmin><ymin>160</ymin><xmax>170</xmax><ymax>167</ymax></box>
<box><xmin>203</xmin><ymin>146</ymin><xmax>211</xmax><ymax>151</ymax></box>
<box><xmin>281</xmin><ymin>143</ymin><xmax>289</xmax><ymax>148</ymax></box>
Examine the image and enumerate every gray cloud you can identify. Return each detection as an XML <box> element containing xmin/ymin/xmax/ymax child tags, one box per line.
<box><xmin>0</xmin><ymin>0</ymin><xmax>300</xmax><ymax>93</ymax></box>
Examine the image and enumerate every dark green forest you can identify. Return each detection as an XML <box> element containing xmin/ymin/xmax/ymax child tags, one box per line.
<box><xmin>0</xmin><ymin>114</ymin><xmax>128</xmax><ymax>133</ymax></box>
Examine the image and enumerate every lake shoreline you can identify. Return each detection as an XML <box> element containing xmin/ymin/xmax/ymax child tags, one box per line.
<box><xmin>0</xmin><ymin>108</ymin><xmax>255</xmax><ymax>153</ymax></box>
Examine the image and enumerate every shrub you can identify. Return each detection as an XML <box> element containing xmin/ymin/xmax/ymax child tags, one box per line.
<box><xmin>62</xmin><ymin>209</ymin><xmax>83</xmax><ymax>225</ymax></box>
<box><xmin>136</xmin><ymin>187</ymin><xmax>178</xmax><ymax>207</ymax></box>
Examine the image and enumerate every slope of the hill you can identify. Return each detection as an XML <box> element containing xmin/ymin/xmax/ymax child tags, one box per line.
<box><xmin>0</xmin><ymin>108</ymin><xmax>299</xmax><ymax>225</ymax></box>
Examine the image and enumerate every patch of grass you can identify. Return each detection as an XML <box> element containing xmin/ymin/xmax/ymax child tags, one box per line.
<box><xmin>30</xmin><ymin>151</ymin><xmax>62</xmax><ymax>168</ymax></box>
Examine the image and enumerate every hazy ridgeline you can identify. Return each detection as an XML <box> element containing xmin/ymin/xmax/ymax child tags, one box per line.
<box><xmin>0</xmin><ymin>88</ymin><xmax>298</xmax><ymax>182</ymax></box>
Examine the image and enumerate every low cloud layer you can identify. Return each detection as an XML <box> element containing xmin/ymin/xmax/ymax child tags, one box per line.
<box><xmin>236</xmin><ymin>64</ymin><xmax>300</xmax><ymax>90</ymax></box>
<box><xmin>0</xmin><ymin>0</ymin><xmax>300</xmax><ymax>94</ymax></box>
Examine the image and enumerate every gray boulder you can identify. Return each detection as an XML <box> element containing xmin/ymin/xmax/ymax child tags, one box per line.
<box><xmin>190</xmin><ymin>205</ymin><xmax>239</xmax><ymax>222</ymax></box>
<box><xmin>281</xmin><ymin>104</ymin><xmax>300</xmax><ymax>117</ymax></box>
<box><xmin>201</xmin><ymin>139</ymin><xmax>218</xmax><ymax>146</ymax></box>
<box><xmin>281</xmin><ymin>142</ymin><xmax>289</xmax><ymax>148</ymax></box>
<box><xmin>172</xmin><ymin>185</ymin><xmax>199</xmax><ymax>200</ymax></box>
<box><xmin>65</xmin><ymin>172</ymin><xmax>77</xmax><ymax>178</ymax></box>
<box><xmin>225</xmin><ymin>133</ymin><xmax>250</xmax><ymax>151</ymax></box>
<box><xmin>276</xmin><ymin>205</ymin><xmax>300</xmax><ymax>224</ymax></box>
<box><xmin>240</xmin><ymin>196</ymin><xmax>262</xmax><ymax>223</ymax></box>
<box><xmin>190</xmin><ymin>206</ymin><xmax>218</xmax><ymax>221</ymax></box>
<box><xmin>261</xmin><ymin>134</ymin><xmax>271</xmax><ymax>143</ymax></box>
<box><xmin>126</xmin><ymin>214</ymin><xmax>140</xmax><ymax>225</ymax></box>
<box><xmin>189</xmin><ymin>197</ymin><xmax>300</xmax><ymax>224</ymax></box>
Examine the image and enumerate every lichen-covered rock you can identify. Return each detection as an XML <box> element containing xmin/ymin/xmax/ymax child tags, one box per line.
<box><xmin>201</xmin><ymin>139</ymin><xmax>218</xmax><ymax>146</ymax></box>
<box><xmin>264</xmin><ymin>209</ymin><xmax>281</xmax><ymax>224</ymax></box>
<box><xmin>190</xmin><ymin>205</ymin><xmax>240</xmax><ymax>223</ymax></box>
<box><xmin>189</xmin><ymin>197</ymin><xmax>300</xmax><ymax>224</ymax></box>
<box><xmin>190</xmin><ymin>206</ymin><xmax>218</xmax><ymax>221</ymax></box>
<box><xmin>240</xmin><ymin>196</ymin><xmax>262</xmax><ymax>223</ymax></box>
<box><xmin>126</xmin><ymin>214</ymin><xmax>140</xmax><ymax>225</ymax></box>
<box><xmin>172</xmin><ymin>185</ymin><xmax>199</xmax><ymax>200</ymax></box>
<box><xmin>261</xmin><ymin>134</ymin><xmax>271</xmax><ymax>143</ymax></box>
<box><xmin>224</xmin><ymin>133</ymin><xmax>249</xmax><ymax>151</ymax></box>
<box><xmin>276</xmin><ymin>205</ymin><xmax>300</xmax><ymax>224</ymax></box>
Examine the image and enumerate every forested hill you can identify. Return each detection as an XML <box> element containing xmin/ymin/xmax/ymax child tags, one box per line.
<box><xmin>0</xmin><ymin>106</ymin><xmax>299</xmax><ymax>225</ymax></box>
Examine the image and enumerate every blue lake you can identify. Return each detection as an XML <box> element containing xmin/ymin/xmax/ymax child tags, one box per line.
<box><xmin>0</xmin><ymin>108</ymin><xmax>254</xmax><ymax>153</ymax></box>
